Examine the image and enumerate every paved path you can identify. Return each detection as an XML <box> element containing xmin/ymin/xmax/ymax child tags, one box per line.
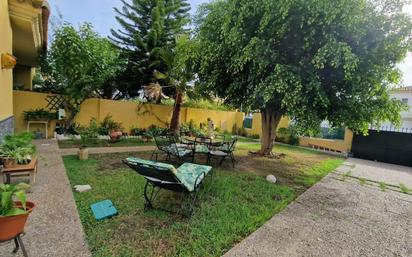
<box><xmin>0</xmin><ymin>140</ymin><xmax>90</xmax><ymax>257</ymax></box>
<box><xmin>224</xmin><ymin>158</ymin><xmax>412</xmax><ymax>257</ymax></box>
<box><xmin>59</xmin><ymin>145</ymin><xmax>155</xmax><ymax>156</ymax></box>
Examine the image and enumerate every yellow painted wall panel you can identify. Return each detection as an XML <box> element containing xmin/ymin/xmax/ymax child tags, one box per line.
<box><xmin>0</xmin><ymin>0</ymin><xmax>13</xmax><ymax>121</ymax></box>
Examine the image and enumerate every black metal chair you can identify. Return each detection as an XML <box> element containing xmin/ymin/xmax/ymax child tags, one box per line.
<box><xmin>152</xmin><ymin>136</ymin><xmax>193</xmax><ymax>163</ymax></box>
<box><xmin>122</xmin><ymin>157</ymin><xmax>212</xmax><ymax>216</ymax></box>
<box><xmin>192</xmin><ymin>137</ymin><xmax>212</xmax><ymax>163</ymax></box>
<box><xmin>207</xmin><ymin>137</ymin><xmax>238</xmax><ymax>168</ymax></box>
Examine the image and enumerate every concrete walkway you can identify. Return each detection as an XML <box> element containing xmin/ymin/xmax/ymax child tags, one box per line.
<box><xmin>59</xmin><ymin>145</ymin><xmax>155</xmax><ymax>156</ymax></box>
<box><xmin>0</xmin><ymin>140</ymin><xmax>90</xmax><ymax>257</ymax></box>
<box><xmin>224</xmin><ymin>158</ymin><xmax>412</xmax><ymax>257</ymax></box>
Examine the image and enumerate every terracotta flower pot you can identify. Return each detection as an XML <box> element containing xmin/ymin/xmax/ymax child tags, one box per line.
<box><xmin>0</xmin><ymin>201</ymin><xmax>34</xmax><ymax>241</ymax></box>
<box><xmin>109</xmin><ymin>130</ymin><xmax>122</xmax><ymax>142</ymax></box>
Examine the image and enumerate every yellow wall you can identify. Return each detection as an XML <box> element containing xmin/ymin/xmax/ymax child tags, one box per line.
<box><xmin>0</xmin><ymin>0</ymin><xmax>14</xmax><ymax>121</ymax></box>
<box><xmin>299</xmin><ymin>129</ymin><xmax>353</xmax><ymax>153</ymax></box>
<box><xmin>12</xmin><ymin>91</ymin><xmax>250</xmax><ymax>138</ymax></box>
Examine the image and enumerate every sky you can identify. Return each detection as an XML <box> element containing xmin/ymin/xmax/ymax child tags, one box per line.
<box><xmin>51</xmin><ymin>0</ymin><xmax>412</xmax><ymax>86</ymax></box>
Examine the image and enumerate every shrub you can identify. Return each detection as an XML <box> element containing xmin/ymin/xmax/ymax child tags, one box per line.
<box><xmin>276</xmin><ymin>125</ymin><xmax>299</xmax><ymax>145</ymax></box>
<box><xmin>130</xmin><ymin>127</ymin><xmax>146</xmax><ymax>136</ymax></box>
<box><xmin>76</xmin><ymin>119</ymin><xmax>100</xmax><ymax>147</ymax></box>
<box><xmin>144</xmin><ymin>125</ymin><xmax>168</xmax><ymax>138</ymax></box>
<box><xmin>98</xmin><ymin>115</ymin><xmax>123</xmax><ymax>135</ymax></box>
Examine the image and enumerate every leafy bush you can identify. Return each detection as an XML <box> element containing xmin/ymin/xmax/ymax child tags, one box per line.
<box><xmin>76</xmin><ymin>119</ymin><xmax>100</xmax><ymax>147</ymax></box>
<box><xmin>130</xmin><ymin>127</ymin><xmax>146</xmax><ymax>136</ymax></box>
<box><xmin>0</xmin><ymin>132</ymin><xmax>36</xmax><ymax>164</ymax></box>
<box><xmin>276</xmin><ymin>125</ymin><xmax>299</xmax><ymax>145</ymax></box>
<box><xmin>98</xmin><ymin>115</ymin><xmax>123</xmax><ymax>135</ymax></box>
<box><xmin>231</xmin><ymin>124</ymin><xmax>248</xmax><ymax>137</ymax></box>
<box><xmin>144</xmin><ymin>125</ymin><xmax>168</xmax><ymax>138</ymax></box>
<box><xmin>23</xmin><ymin>108</ymin><xmax>57</xmax><ymax>121</ymax></box>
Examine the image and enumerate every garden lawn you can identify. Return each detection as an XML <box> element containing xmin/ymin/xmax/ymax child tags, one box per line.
<box><xmin>63</xmin><ymin>145</ymin><xmax>343</xmax><ymax>257</ymax></box>
<box><xmin>58</xmin><ymin>138</ymin><xmax>154</xmax><ymax>149</ymax></box>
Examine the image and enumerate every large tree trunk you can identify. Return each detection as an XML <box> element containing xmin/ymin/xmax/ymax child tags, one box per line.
<box><xmin>170</xmin><ymin>89</ymin><xmax>183</xmax><ymax>133</ymax></box>
<box><xmin>259</xmin><ymin>106</ymin><xmax>282</xmax><ymax>157</ymax></box>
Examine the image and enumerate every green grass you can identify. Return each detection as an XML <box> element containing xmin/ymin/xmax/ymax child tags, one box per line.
<box><xmin>62</xmin><ymin>144</ymin><xmax>343</xmax><ymax>257</ymax></box>
<box><xmin>294</xmin><ymin>158</ymin><xmax>344</xmax><ymax>187</ymax></box>
<box><xmin>58</xmin><ymin>138</ymin><xmax>154</xmax><ymax>149</ymax></box>
<box><xmin>399</xmin><ymin>183</ymin><xmax>411</xmax><ymax>195</ymax></box>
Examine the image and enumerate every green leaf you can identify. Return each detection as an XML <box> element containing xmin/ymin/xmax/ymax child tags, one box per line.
<box><xmin>15</xmin><ymin>191</ymin><xmax>27</xmax><ymax>210</ymax></box>
<box><xmin>2</xmin><ymin>207</ymin><xmax>27</xmax><ymax>217</ymax></box>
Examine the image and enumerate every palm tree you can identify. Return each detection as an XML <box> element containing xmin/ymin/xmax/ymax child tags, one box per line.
<box><xmin>151</xmin><ymin>36</ymin><xmax>194</xmax><ymax>133</ymax></box>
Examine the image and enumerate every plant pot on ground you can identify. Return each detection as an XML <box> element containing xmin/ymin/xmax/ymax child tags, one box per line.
<box><xmin>0</xmin><ymin>183</ymin><xmax>34</xmax><ymax>241</ymax></box>
<box><xmin>109</xmin><ymin>130</ymin><xmax>123</xmax><ymax>142</ymax></box>
<box><xmin>75</xmin><ymin>118</ymin><xmax>99</xmax><ymax>160</ymax></box>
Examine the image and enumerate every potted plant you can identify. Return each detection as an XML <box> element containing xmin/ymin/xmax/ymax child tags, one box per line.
<box><xmin>76</xmin><ymin>119</ymin><xmax>99</xmax><ymax>160</ymax></box>
<box><xmin>0</xmin><ymin>183</ymin><xmax>34</xmax><ymax>241</ymax></box>
<box><xmin>0</xmin><ymin>133</ymin><xmax>36</xmax><ymax>169</ymax></box>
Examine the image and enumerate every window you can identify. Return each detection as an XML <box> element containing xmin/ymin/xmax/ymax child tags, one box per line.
<box><xmin>402</xmin><ymin>98</ymin><xmax>408</xmax><ymax>104</ymax></box>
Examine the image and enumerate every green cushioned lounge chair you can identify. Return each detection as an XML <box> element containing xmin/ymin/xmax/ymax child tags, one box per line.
<box><xmin>123</xmin><ymin>157</ymin><xmax>212</xmax><ymax>216</ymax></box>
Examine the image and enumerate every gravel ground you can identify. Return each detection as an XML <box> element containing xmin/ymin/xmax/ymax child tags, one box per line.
<box><xmin>0</xmin><ymin>140</ymin><xmax>90</xmax><ymax>257</ymax></box>
<box><xmin>224</xmin><ymin>159</ymin><xmax>412</xmax><ymax>257</ymax></box>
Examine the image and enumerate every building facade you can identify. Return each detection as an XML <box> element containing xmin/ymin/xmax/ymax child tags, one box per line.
<box><xmin>380</xmin><ymin>86</ymin><xmax>412</xmax><ymax>130</ymax></box>
<box><xmin>0</xmin><ymin>0</ymin><xmax>49</xmax><ymax>142</ymax></box>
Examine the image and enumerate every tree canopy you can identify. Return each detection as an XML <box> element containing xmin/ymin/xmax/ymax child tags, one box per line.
<box><xmin>110</xmin><ymin>0</ymin><xmax>191</xmax><ymax>97</ymax></box>
<box><xmin>194</xmin><ymin>0</ymin><xmax>412</xmax><ymax>155</ymax></box>
<box><xmin>42</xmin><ymin>23</ymin><xmax>123</xmax><ymax>128</ymax></box>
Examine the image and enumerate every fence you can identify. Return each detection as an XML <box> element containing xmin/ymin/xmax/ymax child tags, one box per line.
<box><xmin>13</xmin><ymin>90</ymin><xmax>290</xmax><ymax>138</ymax></box>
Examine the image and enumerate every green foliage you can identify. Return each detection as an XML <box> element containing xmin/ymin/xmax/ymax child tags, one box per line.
<box><xmin>378</xmin><ymin>182</ymin><xmax>387</xmax><ymax>192</ymax></box>
<box><xmin>0</xmin><ymin>183</ymin><xmax>29</xmax><ymax>217</ymax></box>
<box><xmin>130</xmin><ymin>127</ymin><xmax>146</xmax><ymax>136</ymax></box>
<box><xmin>23</xmin><ymin>108</ymin><xmax>57</xmax><ymax>121</ymax></box>
<box><xmin>276</xmin><ymin>125</ymin><xmax>300</xmax><ymax>145</ymax></box>
<box><xmin>144</xmin><ymin>125</ymin><xmax>168</xmax><ymax>138</ymax></box>
<box><xmin>0</xmin><ymin>132</ymin><xmax>36</xmax><ymax>164</ymax></box>
<box><xmin>76</xmin><ymin>119</ymin><xmax>100</xmax><ymax>148</ymax></box>
<box><xmin>110</xmin><ymin>0</ymin><xmax>191</xmax><ymax>97</ymax></box>
<box><xmin>194</xmin><ymin>0</ymin><xmax>412</xmax><ymax>135</ymax></box>
<box><xmin>399</xmin><ymin>183</ymin><xmax>411</xmax><ymax>194</ymax></box>
<box><xmin>98</xmin><ymin>115</ymin><xmax>123</xmax><ymax>135</ymax></box>
<box><xmin>41</xmin><ymin>23</ymin><xmax>124</xmax><ymax>128</ymax></box>
<box><xmin>183</xmin><ymin>99</ymin><xmax>234</xmax><ymax>111</ymax></box>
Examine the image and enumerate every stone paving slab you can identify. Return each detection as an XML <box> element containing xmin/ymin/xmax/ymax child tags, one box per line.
<box><xmin>341</xmin><ymin>158</ymin><xmax>412</xmax><ymax>188</ymax></box>
<box><xmin>59</xmin><ymin>145</ymin><xmax>155</xmax><ymax>156</ymax></box>
<box><xmin>224</xmin><ymin>159</ymin><xmax>412</xmax><ymax>257</ymax></box>
<box><xmin>0</xmin><ymin>140</ymin><xmax>90</xmax><ymax>257</ymax></box>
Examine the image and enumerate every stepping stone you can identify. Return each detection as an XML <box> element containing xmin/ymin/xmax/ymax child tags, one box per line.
<box><xmin>91</xmin><ymin>200</ymin><xmax>118</xmax><ymax>221</ymax></box>
<box><xmin>74</xmin><ymin>185</ymin><xmax>92</xmax><ymax>193</ymax></box>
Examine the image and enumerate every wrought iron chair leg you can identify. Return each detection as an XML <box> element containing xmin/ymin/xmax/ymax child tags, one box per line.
<box><xmin>143</xmin><ymin>181</ymin><xmax>154</xmax><ymax>209</ymax></box>
<box><xmin>219</xmin><ymin>155</ymin><xmax>227</xmax><ymax>166</ymax></box>
<box><xmin>12</xmin><ymin>237</ymin><xmax>19</xmax><ymax>253</ymax></box>
<box><xmin>16</xmin><ymin>235</ymin><xmax>28</xmax><ymax>257</ymax></box>
<box><xmin>230</xmin><ymin>153</ymin><xmax>236</xmax><ymax>168</ymax></box>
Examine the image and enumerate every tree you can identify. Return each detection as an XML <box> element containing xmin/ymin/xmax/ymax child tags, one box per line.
<box><xmin>110</xmin><ymin>0</ymin><xmax>191</xmax><ymax>97</ymax></box>
<box><xmin>42</xmin><ymin>23</ymin><xmax>123</xmax><ymax>129</ymax></box>
<box><xmin>194</xmin><ymin>0</ymin><xmax>412</xmax><ymax>156</ymax></box>
<box><xmin>152</xmin><ymin>36</ymin><xmax>196</xmax><ymax>133</ymax></box>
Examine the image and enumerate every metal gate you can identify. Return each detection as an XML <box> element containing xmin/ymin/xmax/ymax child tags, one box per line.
<box><xmin>352</xmin><ymin>130</ymin><xmax>412</xmax><ymax>166</ymax></box>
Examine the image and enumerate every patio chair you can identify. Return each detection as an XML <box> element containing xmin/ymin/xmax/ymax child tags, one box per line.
<box><xmin>207</xmin><ymin>137</ymin><xmax>238</xmax><ymax>168</ymax></box>
<box><xmin>123</xmin><ymin>157</ymin><xmax>212</xmax><ymax>216</ymax></box>
<box><xmin>152</xmin><ymin>136</ymin><xmax>193</xmax><ymax>163</ymax></box>
<box><xmin>192</xmin><ymin>137</ymin><xmax>212</xmax><ymax>163</ymax></box>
